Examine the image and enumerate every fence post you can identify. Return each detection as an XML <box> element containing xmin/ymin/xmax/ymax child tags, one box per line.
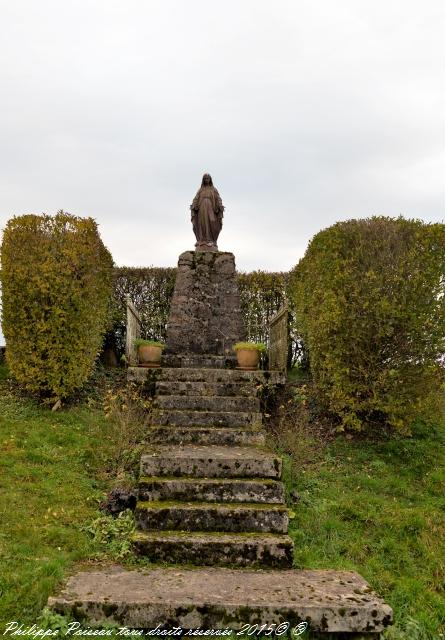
<box><xmin>125</xmin><ymin>295</ymin><xmax>142</xmax><ymax>366</ymax></box>
<box><xmin>269</xmin><ymin>305</ymin><xmax>288</xmax><ymax>372</ymax></box>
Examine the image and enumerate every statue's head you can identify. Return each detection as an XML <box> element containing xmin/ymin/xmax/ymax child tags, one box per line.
<box><xmin>201</xmin><ymin>173</ymin><xmax>213</xmax><ymax>187</ymax></box>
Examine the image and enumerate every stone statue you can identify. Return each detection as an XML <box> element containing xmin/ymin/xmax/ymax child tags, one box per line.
<box><xmin>190</xmin><ymin>173</ymin><xmax>225</xmax><ymax>251</ymax></box>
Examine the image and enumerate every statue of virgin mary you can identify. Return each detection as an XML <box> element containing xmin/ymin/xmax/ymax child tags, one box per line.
<box><xmin>190</xmin><ymin>173</ymin><xmax>225</xmax><ymax>251</ymax></box>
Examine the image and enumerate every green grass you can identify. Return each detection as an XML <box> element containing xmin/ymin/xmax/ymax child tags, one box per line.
<box><xmin>1</xmin><ymin>368</ymin><xmax>444</xmax><ymax>638</ymax></box>
<box><xmin>272</xmin><ymin>411</ymin><xmax>445</xmax><ymax>639</ymax></box>
<box><xmin>0</xmin><ymin>387</ymin><xmax>120</xmax><ymax>626</ymax></box>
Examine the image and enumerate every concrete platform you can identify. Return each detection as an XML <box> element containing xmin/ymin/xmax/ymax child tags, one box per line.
<box><xmin>48</xmin><ymin>566</ymin><xmax>393</xmax><ymax>634</ymax></box>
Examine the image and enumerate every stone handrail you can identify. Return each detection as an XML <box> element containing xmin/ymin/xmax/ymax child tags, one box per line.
<box><xmin>268</xmin><ymin>305</ymin><xmax>288</xmax><ymax>372</ymax></box>
<box><xmin>125</xmin><ymin>295</ymin><xmax>142</xmax><ymax>366</ymax></box>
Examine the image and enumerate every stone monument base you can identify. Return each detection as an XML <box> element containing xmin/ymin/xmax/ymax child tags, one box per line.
<box><xmin>165</xmin><ymin>251</ymin><xmax>245</xmax><ymax>358</ymax></box>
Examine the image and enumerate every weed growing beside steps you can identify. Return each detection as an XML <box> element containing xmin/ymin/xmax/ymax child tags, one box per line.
<box><xmin>83</xmin><ymin>510</ymin><xmax>135</xmax><ymax>560</ymax></box>
<box><xmin>102</xmin><ymin>382</ymin><xmax>153</xmax><ymax>481</ymax></box>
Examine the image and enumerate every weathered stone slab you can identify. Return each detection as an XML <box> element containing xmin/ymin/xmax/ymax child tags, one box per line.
<box><xmin>140</xmin><ymin>445</ymin><xmax>281</xmax><ymax>479</ymax></box>
<box><xmin>155</xmin><ymin>395</ymin><xmax>260</xmax><ymax>413</ymax></box>
<box><xmin>162</xmin><ymin>354</ymin><xmax>236</xmax><ymax>369</ymax></box>
<box><xmin>151</xmin><ymin>409</ymin><xmax>262</xmax><ymax>428</ymax></box>
<box><xmin>147</xmin><ymin>426</ymin><xmax>266</xmax><ymax>447</ymax></box>
<box><xmin>159</xmin><ymin>367</ymin><xmax>285</xmax><ymax>385</ymax></box>
<box><xmin>48</xmin><ymin>566</ymin><xmax>393</xmax><ymax>633</ymax></box>
<box><xmin>132</xmin><ymin>531</ymin><xmax>293</xmax><ymax>568</ymax></box>
<box><xmin>138</xmin><ymin>476</ymin><xmax>285</xmax><ymax>503</ymax></box>
<box><xmin>135</xmin><ymin>501</ymin><xmax>289</xmax><ymax>533</ymax></box>
<box><xmin>165</xmin><ymin>251</ymin><xmax>245</xmax><ymax>356</ymax></box>
<box><xmin>156</xmin><ymin>380</ymin><xmax>256</xmax><ymax>397</ymax></box>
<box><xmin>127</xmin><ymin>366</ymin><xmax>286</xmax><ymax>385</ymax></box>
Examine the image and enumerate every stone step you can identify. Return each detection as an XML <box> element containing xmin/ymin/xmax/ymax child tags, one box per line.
<box><xmin>155</xmin><ymin>395</ymin><xmax>260</xmax><ymax>412</ymax></box>
<box><xmin>48</xmin><ymin>566</ymin><xmax>393</xmax><ymax>633</ymax></box>
<box><xmin>158</xmin><ymin>367</ymin><xmax>285</xmax><ymax>384</ymax></box>
<box><xmin>129</xmin><ymin>366</ymin><xmax>285</xmax><ymax>385</ymax></box>
<box><xmin>134</xmin><ymin>500</ymin><xmax>289</xmax><ymax>533</ymax></box>
<box><xmin>156</xmin><ymin>380</ymin><xmax>257</xmax><ymax>397</ymax></box>
<box><xmin>138</xmin><ymin>476</ymin><xmax>285</xmax><ymax>503</ymax></box>
<box><xmin>140</xmin><ymin>445</ymin><xmax>281</xmax><ymax>479</ymax></box>
<box><xmin>132</xmin><ymin>531</ymin><xmax>293</xmax><ymax>568</ymax></box>
<box><xmin>147</xmin><ymin>426</ymin><xmax>266</xmax><ymax>446</ymax></box>
<box><xmin>151</xmin><ymin>409</ymin><xmax>262</xmax><ymax>428</ymax></box>
<box><xmin>161</xmin><ymin>354</ymin><xmax>236</xmax><ymax>369</ymax></box>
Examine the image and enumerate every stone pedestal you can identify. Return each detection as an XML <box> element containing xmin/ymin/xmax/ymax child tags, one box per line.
<box><xmin>165</xmin><ymin>251</ymin><xmax>245</xmax><ymax>357</ymax></box>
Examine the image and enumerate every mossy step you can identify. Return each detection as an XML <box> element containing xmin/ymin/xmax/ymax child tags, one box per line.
<box><xmin>128</xmin><ymin>366</ymin><xmax>286</xmax><ymax>385</ymax></box>
<box><xmin>134</xmin><ymin>500</ymin><xmax>289</xmax><ymax>533</ymax></box>
<box><xmin>151</xmin><ymin>409</ymin><xmax>262</xmax><ymax>428</ymax></box>
<box><xmin>156</xmin><ymin>380</ymin><xmax>257</xmax><ymax>397</ymax></box>
<box><xmin>138</xmin><ymin>475</ymin><xmax>285</xmax><ymax>503</ymax></box>
<box><xmin>158</xmin><ymin>367</ymin><xmax>284</xmax><ymax>383</ymax></box>
<box><xmin>132</xmin><ymin>530</ymin><xmax>293</xmax><ymax>568</ymax></box>
<box><xmin>147</xmin><ymin>425</ymin><xmax>266</xmax><ymax>446</ymax></box>
<box><xmin>140</xmin><ymin>444</ymin><xmax>282</xmax><ymax>479</ymax></box>
<box><xmin>162</xmin><ymin>354</ymin><xmax>230</xmax><ymax>369</ymax></box>
<box><xmin>48</xmin><ymin>566</ymin><xmax>393</xmax><ymax>633</ymax></box>
<box><xmin>155</xmin><ymin>395</ymin><xmax>260</xmax><ymax>413</ymax></box>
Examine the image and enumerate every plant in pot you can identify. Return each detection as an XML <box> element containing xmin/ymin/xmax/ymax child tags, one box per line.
<box><xmin>134</xmin><ymin>339</ymin><xmax>165</xmax><ymax>368</ymax></box>
<box><xmin>233</xmin><ymin>342</ymin><xmax>267</xmax><ymax>371</ymax></box>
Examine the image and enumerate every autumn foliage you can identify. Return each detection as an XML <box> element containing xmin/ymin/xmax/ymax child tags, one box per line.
<box><xmin>290</xmin><ymin>216</ymin><xmax>445</xmax><ymax>432</ymax></box>
<box><xmin>0</xmin><ymin>211</ymin><xmax>113</xmax><ymax>400</ymax></box>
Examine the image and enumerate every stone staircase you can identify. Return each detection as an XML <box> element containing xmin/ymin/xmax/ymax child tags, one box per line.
<box><xmin>48</xmin><ymin>364</ymin><xmax>393</xmax><ymax>635</ymax></box>
<box><xmin>130</xmin><ymin>366</ymin><xmax>294</xmax><ymax>568</ymax></box>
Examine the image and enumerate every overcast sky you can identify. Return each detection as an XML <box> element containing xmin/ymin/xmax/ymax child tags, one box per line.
<box><xmin>1</xmin><ymin>1</ymin><xmax>445</xmax><ymax>342</ymax></box>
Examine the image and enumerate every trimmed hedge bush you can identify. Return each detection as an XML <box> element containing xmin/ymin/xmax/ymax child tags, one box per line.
<box><xmin>290</xmin><ymin>216</ymin><xmax>445</xmax><ymax>432</ymax></box>
<box><xmin>0</xmin><ymin>211</ymin><xmax>113</xmax><ymax>400</ymax></box>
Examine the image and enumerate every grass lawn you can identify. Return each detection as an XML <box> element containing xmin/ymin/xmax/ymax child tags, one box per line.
<box><xmin>0</xmin><ymin>366</ymin><xmax>444</xmax><ymax>638</ymax></box>
<box><xmin>0</xmin><ymin>366</ymin><xmax>141</xmax><ymax>628</ymax></box>
<box><xmin>268</xmin><ymin>387</ymin><xmax>445</xmax><ymax>639</ymax></box>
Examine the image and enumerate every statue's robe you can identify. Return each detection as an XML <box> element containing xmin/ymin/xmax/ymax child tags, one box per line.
<box><xmin>190</xmin><ymin>186</ymin><xmax>224</xmax><ymax>244</ymax></box>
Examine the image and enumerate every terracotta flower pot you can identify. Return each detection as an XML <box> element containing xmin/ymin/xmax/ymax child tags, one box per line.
<box><xmin>138</xmin><ymin>345</ymin><xmax>163</xmax><ymax>368</ymax></box>
<box><xmin>235</xmin><ymin>348</ymin><xmax>260</xmax><ymax>371</ymax></box>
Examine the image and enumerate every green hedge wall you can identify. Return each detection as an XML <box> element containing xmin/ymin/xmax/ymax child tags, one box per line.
<box><xmin>289</xmin><ymin>216</ymin><xmax>445</xmax><ymax>432</ymax></box>
<box><xmin>0</xmin><ymin>212</ymin><xmax>113</xmax><ymax>400</ymax></box>
<box><xmin>111</xmin><ymin>266</ymin><xmax>177</xmax><ymax>355</ymax></box>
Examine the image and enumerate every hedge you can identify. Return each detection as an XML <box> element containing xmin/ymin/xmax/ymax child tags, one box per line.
<box><xmin>290</xmin><ymin>216</ymin><xmax>445</xmax><ymax>432</ymax></box>
<box><xmin>0</xmin><ymin>211</ymin><xmax>113</xmax><ymax>401</ymax></box>
<box><xmin>111</xmin><ymin>266</ymin><xmax>177</xmax><ymax>356</ymax></box>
